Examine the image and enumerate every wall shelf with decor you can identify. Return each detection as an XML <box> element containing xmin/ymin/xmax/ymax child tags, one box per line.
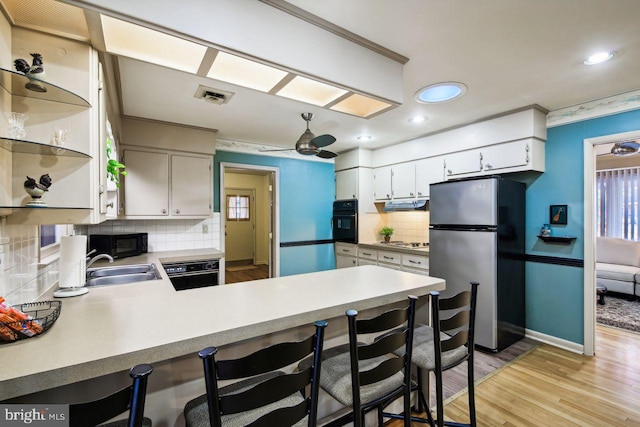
<box><xmin>0</xmin><ymin>67</ymin><xmax>91</xmax><ymax>107</ymax></box>
<box><xmin>0</xmin><ymin>137</ymin><xmax>91</xmax><ymax>158</ymax></box>
<box><xmin>537</xmin><ymin>235</ymin><xmax>577</xmax><ymax>243</ymax></box>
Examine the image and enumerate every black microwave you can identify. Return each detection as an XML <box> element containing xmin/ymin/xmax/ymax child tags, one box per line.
<box><xmin>89</xmin><ymin>233</ymin><xmax>148</xmax><ymax>259</ymax></box>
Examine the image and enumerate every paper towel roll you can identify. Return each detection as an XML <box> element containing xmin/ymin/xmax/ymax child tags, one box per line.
<box><xmin>59</xmin><ymin>235</ymin><xmax>87</xmax><ymax>289</ymax></box>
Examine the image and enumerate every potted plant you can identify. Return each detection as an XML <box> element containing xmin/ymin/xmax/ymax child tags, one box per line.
<box><xmin>379</xmin><ymin>226</ymin><xmax>394</xmax><ymax>243</ymax></box>
<box><xmin>106</xmin><ymin>137</ymin><xmax>126</xmax><ymax>187</ymax></box>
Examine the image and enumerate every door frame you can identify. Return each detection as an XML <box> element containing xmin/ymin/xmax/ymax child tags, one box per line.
<box><xmin>583</xmin><ymin>129</ymin><xmax>640</xmax><ymax>356</ymax></box>
<box><xmin>220</xmin><ymin>162</ymin><xmax>280</xmax><ymax>278</ymax></box>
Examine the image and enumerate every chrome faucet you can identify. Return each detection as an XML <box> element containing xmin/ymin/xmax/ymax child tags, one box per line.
<box><xmin>86</xmin><ymin>251</ymin><xmax>114</xmax><ymax>268</ymax></box>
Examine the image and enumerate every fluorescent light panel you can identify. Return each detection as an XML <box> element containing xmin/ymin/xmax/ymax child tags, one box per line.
<box><xmin>101</xmin><ymin>15</ymin><xmax>206</xmax><ymax>74</ymax></box>
<box><xmin>330</xmin><ymin>93</ymin><xmax>391</xmax><ymax>118</ymax></box>
<box><xmin>276</xmin><ymin>76</ymin><xmax>347</xmax><ymax>106</ymax></box>
<box><xmin>208</xmin><ymin>51</ymin><xmax>288</xmax><ymax>92</ymax></box>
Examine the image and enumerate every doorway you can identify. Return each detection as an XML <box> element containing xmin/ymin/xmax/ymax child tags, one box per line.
<box><xmin>584</xmin><ymin>129</ymin><xmax>640</xmax><ymax>356</ymax></box>
<box><xmin>220</xmin><ymin>163</ymin><xmax>279</xmax><ymax>284</ymax></box>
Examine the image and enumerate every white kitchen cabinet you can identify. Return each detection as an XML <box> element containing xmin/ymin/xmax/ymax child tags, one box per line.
<box><xmin>392</xmin><ymin>162</ymin><xmax>416</xmax><ymax>199</ymax></box>
<box><xmin>402</xmin><ymin>253</ymin><xmax>429</xmax><ymax>271</ymax></box>
<box><xmin>444</xmin><ymin>149</ymin><xmax>482</xmax><ymax>179</ymax></box>
<box><xmin>358</xmin><ymin>248</ymin><xmax>378</xmax><ymax>261</ymax></box>
<box><xmin>377</xmin><ymin>250</ymin><xmax>402</xmax><ymax>268</ymax></box>
<box><xmin>415</xmin><ymin>157</ymin><xmax>445</xmax><ymax>198</ymax></box>
<box><xmin>123</xmin><ymin>148</ymin><xmax>212</xmax><ymax>218</ymax></box>
<box><xmin>481</xmin><ymin>139</ymin><xmax>544</xmax><ymax>173</ymax></box>
<box><xmin>171</xmin><ymin>154</ymin><xmax>212</xmax><ymax>216</ymax></box>
<box><xmin>335</xmin><ymin>243</ymin><xmax>358</xmax><ymax>269</ymax></box>
<box><xmin>374</xmin><ymin>166</ymin><xmax>393</xmax><ymax>201</ymax></box>
<box><xmin>336</xmin><ymin>169</ymin><xmax>358</xmax><ymax>200</ymax></box>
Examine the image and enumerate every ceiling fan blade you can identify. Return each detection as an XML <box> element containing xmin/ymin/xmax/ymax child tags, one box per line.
<box><xmin>316</xmin><ymin>150</ymin><xmax>337</xmax><ymax>159</ymax></box>
<box><xmin>311</xmin><ymin>134</ymin><xmax>336</xmax><ymax>148</ymax></box>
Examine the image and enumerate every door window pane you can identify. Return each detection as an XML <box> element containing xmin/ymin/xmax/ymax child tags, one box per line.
<box><xmin>226</xmin><ymin>195</ymin><xmax>250</xmax><ymax>221</ymax></box>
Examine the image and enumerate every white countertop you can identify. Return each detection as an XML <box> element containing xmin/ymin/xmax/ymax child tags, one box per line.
<box><xmin>0</xmin><ymin>257</ymin><xmax>444</xmax><ymax>400</ymax></box>
<box><xmin>357</xmin><ymin>242</ymin><xmax>430</xmax><ymax>255</ymax></box>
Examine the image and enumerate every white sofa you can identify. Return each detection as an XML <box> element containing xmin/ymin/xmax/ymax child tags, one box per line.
<box><xmin>596</xmin><ymin>237</ymin><xmax>640</xmax><ymax>296</ymax></box>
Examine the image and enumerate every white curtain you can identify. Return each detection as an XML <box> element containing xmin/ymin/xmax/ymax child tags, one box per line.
<box><xmin>596</xmin><ymin>168</ymin><xmax>640</xmax><ymax>239</ymax></box>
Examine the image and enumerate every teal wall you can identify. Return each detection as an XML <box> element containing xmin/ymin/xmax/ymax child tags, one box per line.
<box><xmin>214</xmin><ymin>151</ymin><xmax>336</xmax><ymax>275</ymax></box>
<box><xmin>525</xmin><ymin>108</ymin><xmax>640</xmax><ymax>343</ymax></box>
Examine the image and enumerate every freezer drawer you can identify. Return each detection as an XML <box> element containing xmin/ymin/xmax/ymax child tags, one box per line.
<box><xmin>429</xmin><ymin>228</ymin><xmax>498</xmax><ymax>350</ymax></box>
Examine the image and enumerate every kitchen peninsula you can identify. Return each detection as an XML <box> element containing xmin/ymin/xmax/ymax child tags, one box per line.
<box><xmin>1</xmin><ymin>261</ymin><xmax>444</xmax><ymax>423</ymax></box>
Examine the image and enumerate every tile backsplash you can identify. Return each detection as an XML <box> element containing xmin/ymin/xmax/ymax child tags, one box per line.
<box><xmin>0</xmin><ymin>223</ymin><xmax>59</xmax><ymax>305</ymax></box>
<box><xmin>85</xmin><ymin>214</ymin><xmax>221</xmax><ymax>252</ymax></box>
<box><xmin>0</xmin><ymin>214</ymin><xmax>221</xmax><ymax>305</ymax></box>
<box><xmin>381</xmin><ymin>211</ymin><xmax>430</xmax><ymax>244</ymax></box>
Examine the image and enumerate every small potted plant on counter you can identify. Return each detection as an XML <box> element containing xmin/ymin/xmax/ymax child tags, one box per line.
<box><xmin>379</xmin><ymin>226</ymin><xmax>394</xmax><ymax>243</ymax></box>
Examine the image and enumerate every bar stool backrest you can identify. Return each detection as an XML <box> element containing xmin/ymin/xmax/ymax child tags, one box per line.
<box><xmin>69</xmin><ymin>363</ymin><xmax>153</xmax><ymax>427</ymax></box>
<box><xmin>200</xmin><ymin>320</ymin><xmax>327</xmax><ymax>427</ymax></box>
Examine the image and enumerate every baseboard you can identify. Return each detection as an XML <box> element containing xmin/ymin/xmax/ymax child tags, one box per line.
<box><xmin>525</xmin><ymin>328</ymin><xmax>584</xmax><ymax>354</ymax></box>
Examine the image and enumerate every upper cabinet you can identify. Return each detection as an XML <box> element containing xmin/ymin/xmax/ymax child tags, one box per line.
<box><xmin>415</xmin><ymin>157</ymin><xmax>445</xmax><ymax>198</ymax></box>
<box><xmin>122</xmin><ymin>147</ymin><xmax>212</xmax><ymax>219</ymax></box>
<box><xmin>391</xmin><ymin>162</ymin><xmax>415</xmax><ymax>199</ymax></box>
<box><xmin>373</xmin><ymin>166</ymin><xmax>393</xmax><ymax>201</ymax></box>
<box><xmin>444</xmin><ymin>149</ymin><xmax>482</xmax><ymax>178</ymax></box>
<box><xmin>336</xmin><ymin>169</ymin><xmax>358</xmax><ymax>200</ymax></box>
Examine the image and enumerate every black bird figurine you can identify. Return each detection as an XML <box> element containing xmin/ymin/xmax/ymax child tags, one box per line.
<box><xmin>14</xmin><ymin>53</ymin><xmax>47</xmax><ymax>92</ymax></box>
<box><xmin>24</xmin><ymin>174</ymin><xmax>52</xmax><ymax>192</ymax></box>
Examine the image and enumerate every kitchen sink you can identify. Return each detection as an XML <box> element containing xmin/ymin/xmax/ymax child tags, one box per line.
<box><xmin>87</xmin><ymin>263</ymin><xmax>158</xmax><ymax>278</ymax></box>
<box><xmin>85</xmin><ymin>263</ymin><xmax>162</xmax><ymax>287</ymax></box>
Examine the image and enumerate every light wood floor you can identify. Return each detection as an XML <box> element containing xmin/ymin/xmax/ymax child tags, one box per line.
<box><xmin>225</xmin><ymin>263</ymin><xmax>270</xmax><ymax>284</ymax></box>
<box><xmin>388</xmin><ymin>325</ymin><xmax>640</xmax><ymax>426</ymax></box>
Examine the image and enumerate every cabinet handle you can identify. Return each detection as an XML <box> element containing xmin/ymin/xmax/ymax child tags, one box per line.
<box><xmin>485</xmin><ymin>163</ymin><xmax>493</xmax><ymax>170</ymax></box>
<box><xmin>383</xmin><ymin>256</ymin><xmax>394</xmax><ymax>260</ymax></box>
<box><xmin>362</xmin><ymin>252</ymin><xmax>371</xmax><ymax>256</ymax></box>
<box><xmin>161</xmin><ymin>209</ymin><xmax>167</xmax><ymax>214</ymax></box>
<box><xmin>409</xmin><ymin>260</ymin><xmax>421</xmax><ymax>265</ymax></box>
<box><xmin>447</xmin><ymin>169</ymin><xmax>452</xmax><ymax>175</ymax></box>
<box><xmin>106</xmin><ymin>202</ymin><xmax>114</xmax><ymax>208</ymax></box>
<box><xmin>342</xmin><ymin>249</ymin><xmax>350</xmax><ymax>252</ymax></box>
<box><xmin>175</xmin><ymin>209</ymin><xmax>180</xmax><ymax>214</ymax></box>
<box><xmin>418</xmin><ymin>192</ymin><xmax>422</xmax><ymax>196</ymax></box>
<box><xmin>410</xmin><ymin>192</ymin><xmax>414</xmax><ymax>196</ymax></box>
<box><xmin>352</xmin><ymin>260</ymin><xmax>356</xmax><ymax>264</ymax></box>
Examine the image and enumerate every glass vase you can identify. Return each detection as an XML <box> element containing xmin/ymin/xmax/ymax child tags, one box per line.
<box><xmin>6</xmin><ymin>112</ymin><xmax>28</xmax><ymax>139</ymax></box>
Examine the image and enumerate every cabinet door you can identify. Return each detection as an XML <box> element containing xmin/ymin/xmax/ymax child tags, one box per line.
<box><xmin>444</xmin><ymin>149</ymin><xmax>482</xmax><ymax>178</ymax></box>
<box><xmin>171</xmin><ymin>154</ymin><xmax>212</xmax><ymax>216</ymax></box>
<box><xmin>415</xmin><ymin>157</ymin><xmax>444</xmax><ymax>198</ymax></box>
<box><xmin>124</xmin><ymin>150</ymin><xmax>169</xmax><ymax>216</ymax></box>
<box><xmin>336</xmin><ymin>169</ymin><xmax>358</xmax><ymax>200</ymax></box>
<box><xmin>374</xmin><ymin>166</ymin><xmax>392</xmax><ymax>200</ymax></box>
<box><xmin>481</xmin><ymin>140</ymin><xmax>529</xmax><ymax>172</ymax></box>
<box><xmin>392</xmin><ymin>163</ymin><xmax>415</xmax><ymax>199</ymax></box>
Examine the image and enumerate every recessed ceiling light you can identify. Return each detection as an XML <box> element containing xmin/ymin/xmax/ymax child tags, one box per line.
<box><xmin>408</xmin><ymin>116</ymin><xmax>427</xmax><ymax>123</ymax></box>
<box><xmin>584</xmin><ymin>51</ymin><xmax>615</xmax><ymax>65</ymax></box>
<box><xmin>415</xmin><ymin>82</ymin><xmax>467</xmax><ymax>104</ymax></box>
<box><xmin>357</xmin><ymin>135</ymin><xmax>372</xmax><ymax>141</ymax></box>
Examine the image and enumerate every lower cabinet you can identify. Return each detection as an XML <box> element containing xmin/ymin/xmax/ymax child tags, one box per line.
<box><xmin>335</xmin><ymin>243</ymin><xmax>358</xmax><ymax>269</ymax></box>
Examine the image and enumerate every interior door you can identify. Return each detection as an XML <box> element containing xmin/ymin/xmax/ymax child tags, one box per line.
<box><xmin>225</xmin><ymin>189</ymin><xmax>256</xmax><ymax>263</ymax></box>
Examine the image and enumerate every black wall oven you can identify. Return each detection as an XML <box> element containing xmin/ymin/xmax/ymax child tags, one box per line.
<box><xmin>332</xmin><ymin>199</ymin><xmax>358</xmax><ymax>243</ymax></box>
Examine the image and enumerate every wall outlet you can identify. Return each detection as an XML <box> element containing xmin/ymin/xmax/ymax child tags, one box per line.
<box><xmin>202</xmin><ymin>224</ymin><xmax>209</xmax><ymax>234</ymax></box>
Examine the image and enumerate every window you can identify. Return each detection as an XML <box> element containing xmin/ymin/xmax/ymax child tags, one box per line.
<box><xmin>39</xmin><ymin>225</ymin><xmax>72</xmax><ymax>263</ymax></box>
<box><xmin>226</xmin><ymin>195</ymin><xmax>250</xmax><ymax>221</ymax></box>
<box><xmin>596</xmin><ymin>167</ymin><xmax>640</xmax><ymax>240</ymax></box>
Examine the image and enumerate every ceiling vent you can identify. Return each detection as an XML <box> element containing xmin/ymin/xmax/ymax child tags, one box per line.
<box><xmin>194</xmin><ymin>85</ymin><xmax>235</xmax><ymax>105</ymax></box>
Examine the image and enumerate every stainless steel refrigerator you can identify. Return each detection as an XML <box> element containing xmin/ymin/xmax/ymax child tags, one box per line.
<box><xmin>429</xmin><ymin>176</ymin><xmax>525</xmax><ymax>352</ymax></box>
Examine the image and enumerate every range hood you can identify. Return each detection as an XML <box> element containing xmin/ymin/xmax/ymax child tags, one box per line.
<box><xmin>382</xmin><ymin>199</ymin><xmax>428</xmax><ymax>212</ymax></box>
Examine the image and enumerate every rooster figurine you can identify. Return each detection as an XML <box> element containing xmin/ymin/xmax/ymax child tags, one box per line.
<box><xmin>14</xmin><ymin>53</ymin><xmax>47</xmax><ymax>93</ymax></box>
<box><xmin>23</xmin><ymin>174</ymin><xmax>52</xmax><ymax>207</ymax></box>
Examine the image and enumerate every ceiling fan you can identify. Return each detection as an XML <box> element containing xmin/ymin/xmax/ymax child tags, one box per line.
<box><xmin>611</xmin><ymin>140</ymin><xmax>640</xmax><ymax>156</ymax></box>
<box><xmin>261</xmin><ymin>113</ymin><xmax>338</xmax><ymax>158</ymax></box>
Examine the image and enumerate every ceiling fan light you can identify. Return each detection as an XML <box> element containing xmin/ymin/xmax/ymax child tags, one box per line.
<box><xmin>611</xmin><ymin>141</ymin><xmax>640</xmax><ymax>156</ymax></box>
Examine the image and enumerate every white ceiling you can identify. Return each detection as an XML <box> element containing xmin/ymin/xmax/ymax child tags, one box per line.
<box><xmin>5</xmin><ymin>0</ymin><xmax>640</xmax><ymax>155</ymax></box>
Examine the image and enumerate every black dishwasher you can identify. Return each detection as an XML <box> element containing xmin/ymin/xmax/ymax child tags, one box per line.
<box><xmin>162</xmin><ymin>259</ymin><xmax>220</xmax><ymax>291</ymax></box>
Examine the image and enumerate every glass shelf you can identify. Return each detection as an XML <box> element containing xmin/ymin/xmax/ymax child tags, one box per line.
<box><xmin>0</xmin><ymin>206</ymin><xmax>91</xmax><ymax>210</ymax></box>
<box><xmin>0</xmin><ymin>67</ymin><xmax>91</xmax><ymax>107</ymax></box>
<box><xmin>0</xmin><ymin>137</ymin><xmax>91</xmax><ymax>158</ymax></box>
